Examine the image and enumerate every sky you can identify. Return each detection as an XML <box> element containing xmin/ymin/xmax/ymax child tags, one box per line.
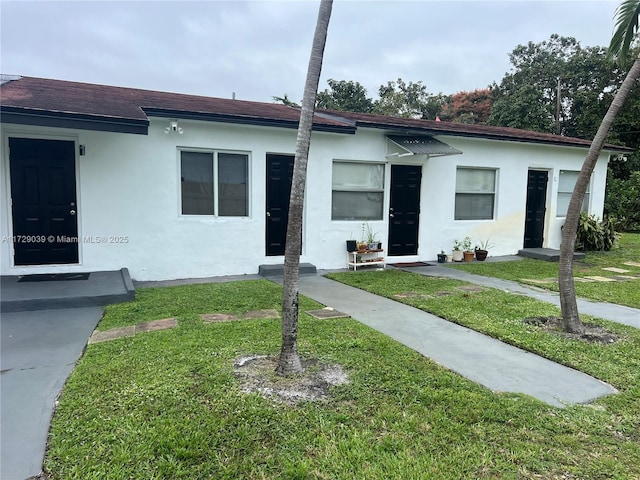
<box><xmin>1</xmin><ymin>0</ymin><xmax>621</xmax><ymax>103</ymax></box>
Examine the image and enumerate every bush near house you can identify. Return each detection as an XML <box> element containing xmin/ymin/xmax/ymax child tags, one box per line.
<box><xmin>606</xmin><ymin>170</ymin><xmax>640</xmax><ymax>231</ymax></box>
<box><xmin>576</xmin><ymin>212</ymin><xmax>618</xmax><ymax>251</ymax></box>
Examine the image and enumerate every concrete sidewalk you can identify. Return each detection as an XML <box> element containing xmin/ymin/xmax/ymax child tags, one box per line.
<box><xmin>293</xmin><ymin>274</ymin><xmax>617</xmax><ymax>408</ymax></box>
<box><xmin>405</xmin><ymin>265</ymin><xmax>640</xmax><ymax>329</ymax></box>
<box><xmin>1</xmin><ymin>270</ymin><xmax>130</xmax><ymax>479</ymax></box>
<box><xmin>1</xmin><ymin>307</ymin><xmax>104</xmax><ymax>480</ymax></box>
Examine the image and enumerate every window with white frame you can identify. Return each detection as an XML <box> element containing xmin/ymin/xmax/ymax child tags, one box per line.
<box><xmin>180</xmin><ymin>150</ymin><xmax>248</xmax><ymax>216</ymax></box>
<box><xmin>556</xmin><ymin>170</ymin><xmax>589</xmax><ymax>217</ymax></box>
<box><xmin>455</xmin><ymin>167</ymin><xmax>496</xmax><ymax>220</ymax></box>
<box><xmin>332</xmin><ymin>161</ymin><xmax>384</xmax><ymax>220</ymax></box>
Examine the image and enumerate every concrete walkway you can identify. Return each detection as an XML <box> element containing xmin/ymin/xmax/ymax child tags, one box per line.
<box><xmin>1</xmin><ymin>269</ymin><xmax>133</xmax><ymax>480</ymax></box>
<box><xmin>1</xmin><ymin>307</ymin><xmax>104</xmax><ymax>480</ymax></box>
<box><xmin>292</xmin><ymin>274</ymin><xmax>618</xmax><ymax>408</ymax></box>
<box><xmin>405</xmin><ymin>265</ymin><xmax>640</xmax><ymax>329</ymax></box>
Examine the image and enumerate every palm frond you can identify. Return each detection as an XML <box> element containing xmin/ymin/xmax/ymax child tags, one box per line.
<box><xmin>609</xmin><ymin>0</ymin><xmax>640</xmax><ymax>65</ymax></box>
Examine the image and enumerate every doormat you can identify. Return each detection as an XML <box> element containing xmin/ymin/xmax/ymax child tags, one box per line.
<box><xmin>389</xmin><ymin>262</ymin><xmax>432</xmax><ymax>267</ymax></box>
<box><xmin>18</xmin><ymin>273</ymin><xmax>91</xmax><ymax>282</ymax></box>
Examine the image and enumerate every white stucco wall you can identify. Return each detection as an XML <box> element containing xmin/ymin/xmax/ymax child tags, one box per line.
<box><xmin>416</xmin><ymin>136</ymin><xmax>610</xmax><ymax>258</ymax></box>
<box><xmin>1</xmin><ymin>120</ymin><xmax>611</xmax><ymax>280</ymax></box>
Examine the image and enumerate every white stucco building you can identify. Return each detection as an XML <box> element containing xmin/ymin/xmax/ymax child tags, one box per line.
<box><xmin>1</xmin><ymin>76</ymin><xmax>631</xmax><ymax>281</ymax></box>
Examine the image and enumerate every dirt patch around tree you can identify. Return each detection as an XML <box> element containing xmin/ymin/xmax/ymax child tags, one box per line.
<box><xmin>233</xmin><ymin>355</ymin><xmax>349</xmax><ymax>405</ymax></box>
<box><xmin>523</xmin><ymin>316</ymin><xmax>620</xmax><ymax>344</ymax></box>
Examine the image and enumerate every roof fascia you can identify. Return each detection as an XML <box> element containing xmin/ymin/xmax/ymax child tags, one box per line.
<box><xmin>143</xmin><ymin>108</ymin><xmax>356</xmax><ymax>135</ymax></box>
<box><xmin>1</xmin><ymin>107</ymin><xmax>149</xmax><ymax>135</ymax></box>
<box><xmin>354</xmin><ymin>122</ymin><xmax>634</xmax><ymax>153</ymax></box>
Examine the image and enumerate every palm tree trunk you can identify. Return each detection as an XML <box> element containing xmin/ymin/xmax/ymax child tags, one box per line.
<box><xmin>277</xmin><ymin>0</ymin><xmax>333</xmax><ymax>375</ymax></box>
<box><xmin>559</xmin><ymin>54</ymin><xmax>640</xmax><ymax>333</ymax></box>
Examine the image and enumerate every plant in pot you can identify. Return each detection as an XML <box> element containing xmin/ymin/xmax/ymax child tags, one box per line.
<box><xmin>462</xmin><ymin>236</ymin><xmax>475</xmax><ymax>262</ymax></box>
<box><xmin>437</xmin><ymin>250</ymin><xmax>447</xmax><ymax>263</ymax></box>
<box><xmin>346</xmin><ymin>233</ymin><xmax>357</xmax><ymax>252</ymax></box>
<box><xmin>363</xmin><ymin>222</ymin><xmax>379</xmax><ymax>250</ymax></box>
<box><xmin>452</xmin><ymin>239</ymin><xmax>464</xmax><ymax>262</ymax></box>
<box><xmin>474</xmin><ymin>238</ymin><xmax>494</xmax><ymax>261</ymax></box>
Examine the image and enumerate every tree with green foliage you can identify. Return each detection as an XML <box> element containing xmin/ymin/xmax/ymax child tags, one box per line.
<box><xmin>316</xmin><ymin>79</ymin><xmax>374</xmax><ymax>112</ymax></box>
<box><xmin>605</xmin><ymin>41</ymin><xmax>640</xmax><ymax>230</ymax></box>
<box><xmin>489</xmin><ymin>33</ymin><xmax>640</xmax><ymax>231</ymax></box>
<box><xmin>373</xmin><ymin>78</ymin><xmax>446</xmax><ymax>119</ymax></box>
<box><xmin>558</xmin><ymin>0</ymin><xmax>640</xmax><ymax>334</ymax></box>
<box><xmin>488</xmin><ymin>35</ymin><xmax>628</xmax><ymax>138</ymax></box>
<box><xmin>278</xmin><ymin>0</ymin><xmax>333</xmax><ymax>375</ymax></box>
<box><xmin>313</xmin><ymin>77</ymin><xmax>449</xmax><ymax>119</ymax></box>
<box><xmin>606</xmin><ymin>167</ymin><xmax>640</xmax><ymax>230</ymax></box>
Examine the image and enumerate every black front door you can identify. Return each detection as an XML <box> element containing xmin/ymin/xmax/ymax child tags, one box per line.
<box><xmin>388</xmin><ymin>164</ymin><xmax>422</xmax><ymax>256</ymax></box>
<box><xmin>524</xmin><ymin>170</ymin><xmax>548</xmax><ymax>248</ymax></box>
<box><xmin>265</xmin><ymin>154</ymin><xmax>295</xmax><ymax>256</ymax></box>
<box><xmin>9</xmin><ymin>138</ymin><xmax>79</xmax><ymax>265</ymax></box>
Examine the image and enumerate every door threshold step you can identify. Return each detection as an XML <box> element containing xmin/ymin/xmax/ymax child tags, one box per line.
<box><xmin>518</xmin><ymin>248</ymin><xmax>585</xmax><ymax>262</ymax></box>
<box><xmin>258</xmin><ymin>263</ymin><xmax>317</xmax><ymax>277</ymax></box>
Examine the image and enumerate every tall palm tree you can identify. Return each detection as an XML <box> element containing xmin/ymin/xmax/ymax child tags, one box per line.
<box><xmin>559</xmin><ymin>0</ymin><xmax>640</xmax><ymax>333</ymax></box>
<box><xmin>277</xmin><ymin>0</ymin><xmax>333</xmax><ymax>375</ymax></box>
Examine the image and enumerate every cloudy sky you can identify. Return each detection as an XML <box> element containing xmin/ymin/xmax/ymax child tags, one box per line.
<box><xmin>1</xmin><ymin>0</ymin><xmax>620</xmax><ymax>103</ymax></box>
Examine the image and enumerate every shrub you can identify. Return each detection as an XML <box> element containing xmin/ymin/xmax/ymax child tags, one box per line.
<box><xmin>575</xmin><ymin>212</ymin><xmax>618</xmax><ymax>251</ymax></box>
<box><xmin>605</xmin><ymin>171</ymin><xmax>640</xmax><ymax>231</ymax></box>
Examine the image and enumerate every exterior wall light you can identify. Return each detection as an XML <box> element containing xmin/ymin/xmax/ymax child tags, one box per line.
<box><xmin>164</xmin><ymin>120</ymin><xmax>184</xmax><ymax>134</ymax></box>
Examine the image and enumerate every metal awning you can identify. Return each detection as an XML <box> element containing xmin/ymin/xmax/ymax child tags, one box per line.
<box><xmin>386</xmin><ymin>135</ymin><xmax>462</xmax><ymax>158</ymax></box>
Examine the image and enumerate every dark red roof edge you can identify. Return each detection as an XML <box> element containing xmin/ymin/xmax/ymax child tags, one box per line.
<box><xmin>0</xmin><ymin>76</ymin><xmax>634</xmax><ymax>153</ymax></box>
<box><xmin>319</xmin><ymin>110</ymin><xmax>635</xmax><ymax>153</ymax></box>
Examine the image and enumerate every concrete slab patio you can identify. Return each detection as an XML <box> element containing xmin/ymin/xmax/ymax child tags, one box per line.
<box><xmin>1</xmin><ymin>268</ymin><xmax>134</xmax><ymax>313</ymax></box>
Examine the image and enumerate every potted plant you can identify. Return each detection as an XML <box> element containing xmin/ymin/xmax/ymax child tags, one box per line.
<box><xmin>347</xmin><ymin>235</ymin><xmax>358</xmax><ymax>252</ymax></box>
<box><xmin>452</xmin><ymin>239</ymin><xmax>464</xmax><ymax>262</ymax></box>
<box><xmin>474</xmin><ymin>238</ymin><xmax>494</xmax><ymax>261</ymax></box>
<box><xmin>462</xmin><ymin>236</ymin><xmax>474</xmax><ymax>262</ymax></box>
<box><xmin>437</xmin><ymin>250</ymin><xmax>447</xmax><ymax>263</ymax></box>
<box><xmin>474</xmin><ymin>249</ymin><xmax>488</xmax><ymax>261</ymax></box>
<box><xmin>346</xmin><ymin>234</ymin><xmax>357</xmax><ymax>252</ymax></box>
<box><xmin>363</xmin><ymin>222</ymin><xmax>379</xmax><ymax>250</ymax></box>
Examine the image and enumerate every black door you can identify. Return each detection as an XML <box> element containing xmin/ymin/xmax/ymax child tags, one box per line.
<box><xmin>9</xmin><ymin>138</ymin><xmax>79</xmax><ymax>265</ymax></box>
<box><xmin>388</xmin><ymin>165</ymin><xmax>422</xmax><ymax>256</ymax></box>
<box><xmin>265</xmin><ymin>154</ymin><xmax>295</xmax><ymax>256</ymax></box>
<box><xmin>524</xmin><ymin>170</ymin><xmax>548</xmax><ymax>248</ymax></box>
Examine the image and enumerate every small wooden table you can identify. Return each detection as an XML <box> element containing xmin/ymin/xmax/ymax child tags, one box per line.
<box><xmin>347</xmin><ymin>249</ymin><xmax>386</xmax><ymax>271</ymax></box>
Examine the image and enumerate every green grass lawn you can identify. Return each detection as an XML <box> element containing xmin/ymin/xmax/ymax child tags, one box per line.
<box><xmin>45</xmin><ymin>278</ymin><xmax>640</xmax><ymax>479</ymax></box>
<box><xmin>448</xmin><ymin>232</ymin><xmax>640</xmax><ymax>308</ymax></box>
